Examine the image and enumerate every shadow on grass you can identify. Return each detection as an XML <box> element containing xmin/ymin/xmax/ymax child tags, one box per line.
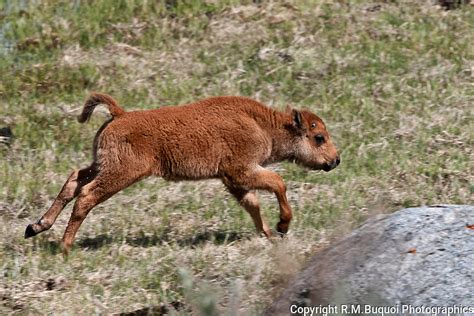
<box><xmin>32</xmin><ymin>238</ymin><xmax>62</xmax><ymax>255</ymax></box>
<box><xmin>73</xmin><ymin>228</ymin><xmax>253</xmax><ymax>251</ymax></box>
<box><xmin>30</xmin><ymin>227</ymin><xmax>253</xmax><ymax>253</ymax></box>
<box><xmin>118</xmin><ymin>301</ymin><xmax>185</xmax><ymax>316</ymax></box>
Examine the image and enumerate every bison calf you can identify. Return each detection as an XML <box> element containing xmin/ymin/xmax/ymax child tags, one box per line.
<box><xmin>25</xmin><ymin>94</ymin><xmax>340</xmax><ymax>255</ymax></box>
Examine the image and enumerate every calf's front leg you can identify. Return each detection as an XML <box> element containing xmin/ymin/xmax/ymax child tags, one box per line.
<box><xmin>225</xmin><ymin>166</ymin><xmax>293</xmax><ymax>235</ymax></box>
<box><xmin>226</xmin><ymin>186</ymin><xmax>272</xmax><ymax>237</ymax></box>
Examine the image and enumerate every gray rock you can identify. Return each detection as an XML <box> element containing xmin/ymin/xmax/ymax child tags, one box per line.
<box><xmin>266</xmin><ymin>205</ymin><xmax>474</xmax><ymax>315</ymax></box>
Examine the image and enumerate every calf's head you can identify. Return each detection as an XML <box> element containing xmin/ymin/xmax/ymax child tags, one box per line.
<box><xmin>288</xmin><ymin>109</ymin><xmax>340</xmax><ymax>172</ymax></box>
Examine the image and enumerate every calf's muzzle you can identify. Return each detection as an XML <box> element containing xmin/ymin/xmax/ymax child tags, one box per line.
<box><xmin>322</xmin><ymin>155</ymin><xmax>340</xmax><ymax>172</ymax></box>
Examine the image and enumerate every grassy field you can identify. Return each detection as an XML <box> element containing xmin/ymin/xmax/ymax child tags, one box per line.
<box><xmin>1</xmin><ymin>0</ymin><xmax>473</xmax><ymax>314</ymax></box>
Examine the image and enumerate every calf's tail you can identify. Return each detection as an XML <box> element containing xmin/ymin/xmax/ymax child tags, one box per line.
<box><xmin>78</xmin><ymin>92</ymin><xmax>126</xmax><ymax>123</ymax></box>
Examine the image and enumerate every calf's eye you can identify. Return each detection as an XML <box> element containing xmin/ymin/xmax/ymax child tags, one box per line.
<box><xmin>315</xmin><ymin>134</ymin><xmax>325</xmax><ymax>145</ymax></box>
<box><xmin>311</xmin><ymin>122</ymin><xmax>317</xmax><ymax>129</ymax></box>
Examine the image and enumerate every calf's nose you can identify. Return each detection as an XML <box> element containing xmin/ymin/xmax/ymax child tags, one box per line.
<box><xmin>328</xmin><ymin>155</ymin><xmax>340</xmax><ymax>170</ymax></box>
<box><xmin>322</xmin><ymin>156</ymin><xmax>340</xmax><ymax>172</ymax></box>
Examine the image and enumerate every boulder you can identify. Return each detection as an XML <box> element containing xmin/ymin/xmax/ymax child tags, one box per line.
<box><xmin>266</xmin><ymin>205</ymin><xmax>473</xmax><ymax>315</ymax></box>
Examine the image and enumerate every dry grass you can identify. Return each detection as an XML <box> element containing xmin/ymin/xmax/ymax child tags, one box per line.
<box><xmin>1</xmin><ymin>0</ymin><xmax>473</xmax><ymax>314</ymax></box>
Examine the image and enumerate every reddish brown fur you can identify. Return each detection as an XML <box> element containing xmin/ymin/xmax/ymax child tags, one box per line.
<box><xmin>25</xmin><ymin>93</ymin><xmax>340</xmax><ymax>255</ymax></box>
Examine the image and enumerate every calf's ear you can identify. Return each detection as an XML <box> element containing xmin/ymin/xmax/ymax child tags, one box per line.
<box><xmin>291</xmin><ymin>109</ymin><xmax>304</xmax><ymax>131</ymax></box>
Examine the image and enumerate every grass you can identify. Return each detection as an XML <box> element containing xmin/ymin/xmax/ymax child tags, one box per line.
<box><xmin>1</xmin><ymin>0</ymin><xmax>473</xmax><ymax>314</ymax></box>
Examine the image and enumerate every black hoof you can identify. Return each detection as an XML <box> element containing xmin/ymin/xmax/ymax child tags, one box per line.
<box><xmin>276</xmin><ymin>223</ymin><xmax>289</xmax><ymax>236</ymax></box>
<box><xmin>24</xmin><ymin>224</ymin><xmax>38</xmax><ymax>239</ymax></box>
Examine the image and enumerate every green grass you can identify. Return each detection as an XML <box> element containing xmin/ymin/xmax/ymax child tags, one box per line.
<box><xmin>1</xmin><ymin>0</ymin><xmax>473</xmax><ymax>314</ymax></box>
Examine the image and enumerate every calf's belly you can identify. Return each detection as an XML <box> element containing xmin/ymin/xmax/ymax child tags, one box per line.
<box><xmin>158</xmin><ymin>148</ymin><xmax>223</xmax><ymax>181</ymax></box>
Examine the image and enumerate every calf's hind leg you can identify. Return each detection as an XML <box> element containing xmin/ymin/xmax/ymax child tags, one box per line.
<box><xmin>25</xmin><ymin>166</ymin><xmax>97</xmax><ymax>238</ymax></box>
<box><xmin>61</xmin><ymin>170</ymin><xmax>147</xmax><ymax>255</ymax></box>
